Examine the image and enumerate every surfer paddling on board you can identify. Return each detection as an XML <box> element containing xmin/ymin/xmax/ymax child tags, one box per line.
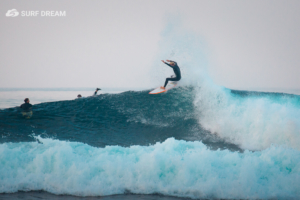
<box><xmin>161</xmin><ymin>60</ymin><xmax>181</xmax><ymax>89</ymax></box>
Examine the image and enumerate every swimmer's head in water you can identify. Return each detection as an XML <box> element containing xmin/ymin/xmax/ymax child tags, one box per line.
<box><xmin>24</xmin><ymin>98</ymin><xmax>29</xmax><ymax>103</ymax></box>
<box><xmin>77</xmin><ymin>94</ymin><xmax>82</xmax><ymax>98</ymax></box>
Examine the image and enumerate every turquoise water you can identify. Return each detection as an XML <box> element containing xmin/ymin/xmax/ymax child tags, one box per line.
<box><xmin>1</xmin><ymin>86</ymin><xmax>300</xmax><ymax>199</ymax></box>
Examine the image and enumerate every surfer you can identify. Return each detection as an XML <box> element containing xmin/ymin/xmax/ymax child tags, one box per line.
<box><xmin>161</xmin><ymin>60</ymin><xmax>181</xmax><ymax>89</ymax></box>
<box><xmin>20</xmin><ymin>98</ymin><xmax>32</xmax><ymax>111</ymax></box>
<box><xmin>20</xmin><ymin>98</ymin><xmax>33</xmax><ymax>119</ymax></box>
<box><xmin>94</xmin><ymin>88</ymin><xmax>101</xmax><ymax>95</ymax></box>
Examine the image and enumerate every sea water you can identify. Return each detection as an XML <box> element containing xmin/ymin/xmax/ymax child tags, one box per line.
<box><xmin>0</xmin><ymin>86</ymin><xmax>300</xmax><ymax>200</ymax></box>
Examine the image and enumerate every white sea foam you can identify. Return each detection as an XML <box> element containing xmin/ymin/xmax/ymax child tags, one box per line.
<box><xmin>194</xmin><ymin>80</ymin><xmax>300</xmax><ymax>151</ymax></box>
<box><xmin>0</xmin><ymin>137</ymin><xmax>299</xmax><ymax>199</ymax></box>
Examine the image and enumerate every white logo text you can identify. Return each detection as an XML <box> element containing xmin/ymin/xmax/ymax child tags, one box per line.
<box><xmin>5</xmin><ymin>9</ymin><xmax>66</xmax><ymax>17</ymax></box>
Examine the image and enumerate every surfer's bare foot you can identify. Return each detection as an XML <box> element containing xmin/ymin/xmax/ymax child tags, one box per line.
<box><xmin>160</xmin><ymin>86</ymin><xmax>165</xmax><ymax>90</ymax></box>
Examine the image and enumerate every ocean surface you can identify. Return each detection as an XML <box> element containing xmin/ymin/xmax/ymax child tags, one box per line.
<box><xmin>0</xmin><ymin>87</ymin><xmax>300</xmax><ymax>200</ymax></box>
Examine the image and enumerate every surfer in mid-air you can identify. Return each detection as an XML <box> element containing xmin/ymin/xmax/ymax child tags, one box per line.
<box><xmin>161</xmin><ymin>60</ymin><xmax>181</xmax><ymax>89</ymax></box>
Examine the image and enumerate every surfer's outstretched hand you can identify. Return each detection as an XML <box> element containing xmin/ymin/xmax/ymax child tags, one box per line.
<box><xmin>161</xmin><ymin>60</ymin><xmax>165</xmax><ymax>63</ymax></box>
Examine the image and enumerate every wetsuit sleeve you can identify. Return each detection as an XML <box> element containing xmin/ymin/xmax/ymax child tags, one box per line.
<box><xmin>164</xmin><ymin>62</ymin><xmax>174</xmax><ymax>68</ymax></box>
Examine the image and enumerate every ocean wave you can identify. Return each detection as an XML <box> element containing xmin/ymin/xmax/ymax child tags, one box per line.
<box><xmin>1</xmin><ymin>84</ymin><xmax>300</xmax><ymax>151</ymax></box>
<box><xmin>0</xmin><ymin>88</ymin><xmax>230</xmax><ymax>149</ymax></box>
<box><xmin>0</xmin><ymin>137</ymin><xmax>299</xmax><ymax>199</ymax></box>
<box><xmin>194</xmin><ymin>80</ymin><xmax>300</xmax><ymax>150</ymax></box>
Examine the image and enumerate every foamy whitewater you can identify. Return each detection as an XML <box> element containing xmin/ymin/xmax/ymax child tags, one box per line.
<box><xmin>1</xmin><ymin>23</ymin><xmax>300</xmax><ymax>199</ymax></box>
<box><xmin>195</xmin><ymin>83</ymin><xmax>300</xmax><ymax>151</ymax></box>
<box><xmin>1</xmin><ymin>137</ymin><xmax>299</xmax><ymax>199</ymax></box>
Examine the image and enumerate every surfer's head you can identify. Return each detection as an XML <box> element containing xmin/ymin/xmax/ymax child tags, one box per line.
<box><xmin>24</xmin><ymin>98</ymin><xmax>29</xmax><ymax>103</ymax></box>
<box><xmin>170</xmin><ymin>62</ymin><xmax>175</xmax><ymax>66</ymax></box>
<box><xmin>77</xmin><ymin>94</ymin><xmax>82</xmax><ymax>98</ymax></box>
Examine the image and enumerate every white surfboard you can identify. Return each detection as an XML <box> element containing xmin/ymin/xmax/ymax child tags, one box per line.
<box><xmin>149</xmin><ymin>82</ymin><xmax>177</xmax><ymax>94</ymax></box>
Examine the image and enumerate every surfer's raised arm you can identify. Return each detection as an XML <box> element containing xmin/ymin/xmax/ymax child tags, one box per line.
<box><xmin>161</xmin><ymin>60</ymin><xmax>174</xmax><ymax>68</ymax></box>
<box><xmin>166</xmin><ymin>60</ymin><xmax>178</xmax><ymax>66</ymax></box>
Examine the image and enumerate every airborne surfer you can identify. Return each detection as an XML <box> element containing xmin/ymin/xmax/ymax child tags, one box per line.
<box><xmin>161</xmin><ymin>60</ymin><xmax>181</xmax><ymax>89</ymax></box>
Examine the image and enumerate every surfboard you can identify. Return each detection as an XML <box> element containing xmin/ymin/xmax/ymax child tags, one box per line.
<box><xmin>149</xmin><ymin>82</ymin><xmax>177</xmax><ymax>94</ymax></box>
<box><xmin>22</xmin><ymin>111</ymin><xmax>32</xmax><ymax>119</ymax></box>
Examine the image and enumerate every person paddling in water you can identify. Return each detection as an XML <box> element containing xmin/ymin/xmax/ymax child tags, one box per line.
<box><xmin>161</xmin><ymin>60</ymin><xmax>181</xmax><ymax>89</ymax></box>
<box><xmin>20</xmin><ymin>98</ymin><xmax>33</xmax><ymax>119</ymax></box>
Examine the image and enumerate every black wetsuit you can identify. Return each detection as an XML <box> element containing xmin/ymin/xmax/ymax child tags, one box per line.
<box><xmin>20</xmin><ymin>103</ymin><xmax>32</xmax><ymax>112</ymax></box>
<box><xmin>164</xmin><ymin>60</ymin><xmax>181</xmax><ymax>87</ymax></box>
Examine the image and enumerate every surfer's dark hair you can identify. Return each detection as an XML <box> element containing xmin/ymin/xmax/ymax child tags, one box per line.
<box><xmin>24</xmin><ymin>98</ymin><xmax>29</xmax><ymax>103</ymax></box>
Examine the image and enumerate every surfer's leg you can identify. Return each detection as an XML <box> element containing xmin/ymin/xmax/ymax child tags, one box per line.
<box><xmin>172</xmin><ymin>76</ymin><xmax>181</xmax><ymax>81</ymax></box>
<box><xmin>164</xmin><ymin>78</ymin><xmax>171</xmax><ymax>87</ymax></box>
<box><xmin>164</xmin><ymin>77</ymin><xmax>178</xmax><ymax>87</ymax></box>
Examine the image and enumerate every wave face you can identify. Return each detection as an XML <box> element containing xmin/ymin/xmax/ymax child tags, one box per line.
<box><xmin>2</xmin><ymin>86</ymin><xmax>300</xmax><ymax>151</ymax></box>
<box><xmin>0</xmin><ymin>137</ymin><xmax>299</xmax><ymax>199</ymax></box>
<box><xmin>0</xmin><ymin>88</ymin><xmax>238</xmax><ymax>150</ymax></box>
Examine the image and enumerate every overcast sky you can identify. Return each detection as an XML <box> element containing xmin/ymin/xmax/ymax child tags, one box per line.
<box><xmin>1</xmin><ymin>0</ymin><xmax>300</xmax><ymax>91</ymax></box>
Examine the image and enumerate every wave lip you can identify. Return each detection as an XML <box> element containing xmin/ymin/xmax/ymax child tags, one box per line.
<box><xmin>0</xmin><ymin>137</ymin><xmax>299</xmax><ymax>199</ymax></box>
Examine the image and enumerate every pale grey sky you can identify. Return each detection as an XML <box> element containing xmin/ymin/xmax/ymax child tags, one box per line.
<box><xmin>1</xmin><ymin>0</ymin><xmax>300</xmax><ymax>91</ymax></box>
